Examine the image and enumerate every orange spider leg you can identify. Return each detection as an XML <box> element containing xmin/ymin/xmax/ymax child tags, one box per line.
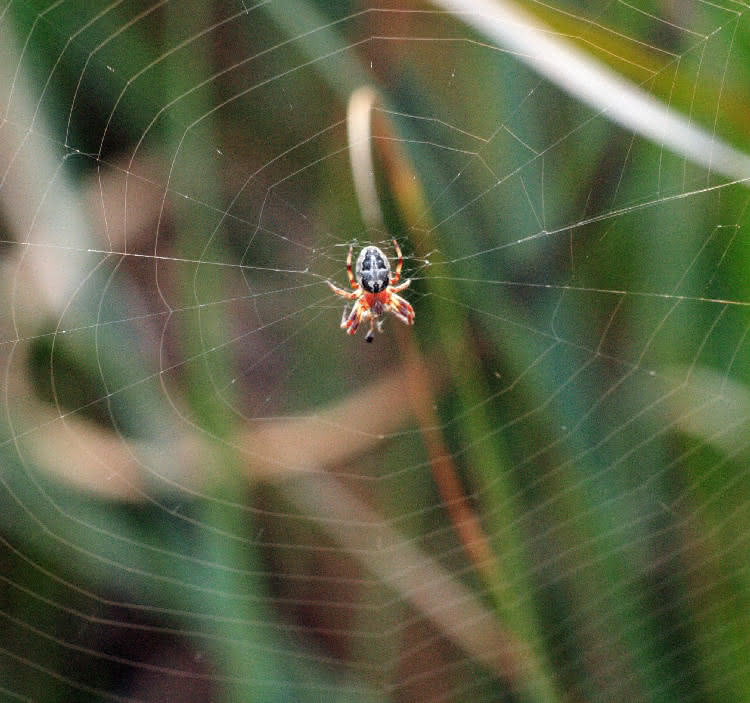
<box><xmin>390</xmin><ymin>278</ymin><xmax>411</xmax><ymax>294</ymax></box>
<box><xmin>342</xmin><ymin>296</ymin><xmax>372</xmax><ymax>335</ymax></box>
<box><xmin>391</xmin><ymin>239</ymin><xmax>403</xmax><ymax>284</ymax></box>
<box><xmin>346</xmin><ymin>245</ymin><xmax>359</xmax><ymax>289</ymax></box>
<box><xmin>341</xmin><ymin>301</ymin><xmax>358</xmax><ymax>331</ymax></box>
<box><xmin>327</xmin><ymin>280</ymin><xmax>359</xmax><ymax>300</ymax></box>
<box><xmin>389</xmin><ymin>292</ymin><xmax>415</xmax><ymax>326</ymax></box>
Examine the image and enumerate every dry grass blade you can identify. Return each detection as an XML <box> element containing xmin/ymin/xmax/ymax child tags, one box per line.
<box><xmin>24</xmin><ymin>354</ymin><xmax>443</xmax><ymax>497</ymax></box>
<box><xmin>347</xmin><ymin>84</ymin><xmax>500</xmax><ymax>588</ymax></box>
<box><xmin>237</xmin><ymin>354</ymin><xmax>445</xmax><ymax>481</ymax></box>
<box><xmin>345</xmin><ymin>83</ymin><xmax>562</xmax><ymax>701</ymax></box>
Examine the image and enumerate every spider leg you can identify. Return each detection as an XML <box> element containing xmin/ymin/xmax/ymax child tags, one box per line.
<box><xmin>341</xmin><ymin>300</ymin><xmax>359</xmax><ymax>329</ymax></box>
<box><xmin>365</xmin><ymin>317</ymin><xmax>376</xmax><ymax>343</ymax></box>
<box><xmin>390</xmin><ymin>309</ymin><xmax>413</xmax><ymax>326</ymax></box>
<box><xmin>389</xmin><ymin>292</ymin><xmax>415</xmax><ymax>326</ymax></box>
<box><xmin>348</xmin><ymin>307</ymin><xmax>367</xmax><ymax>336</ymax></box>
<box><xmin>346</xmin><ymin>245</ymin><xmax>359</xmax><ymax>289</ymax></box>
<box><xmin>391</xmin><ymin>239</ymin><xmax>403</xmax><ymax>284</ymax></box>
<box><xmin>390</xmin><ymin>278</ymin><xmax>411</xmax><ymax>294</ymax></box>
<box><xmin>340</xmin><ymin>305</ymin><xmax>351</xmax><ymax>327</ymax></box>
<box><xmin>327</xmin><ymin>280</ymin><xmax>359</xmax><ymax>300</ymax></box>
<box><xmin>343</xmin><ymin>299</ymin><xmax>368</xmax><ymax>335</ymax></box>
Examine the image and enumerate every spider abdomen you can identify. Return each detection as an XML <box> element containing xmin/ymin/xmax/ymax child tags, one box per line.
<box><xmin>355</xmin><ymin>245</ymin><xmax>391</xmax><ymax>293</ymax></box>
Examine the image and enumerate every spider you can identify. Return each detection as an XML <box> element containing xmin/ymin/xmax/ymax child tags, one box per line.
<box><xmin>327</xmin><ymin>239</ymin><xmax>415</xmax><ymax>343</ymax></box>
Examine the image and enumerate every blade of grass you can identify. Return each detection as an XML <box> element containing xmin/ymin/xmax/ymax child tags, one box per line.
<box><xmin>346</xmin><ymin>84</ymin><xmax>561</xmax><ymax>702</ymax></box>
<box><xmin>431</xmin><ymin>0</ymin><xmax>750</xmax><ymax>185</ymax></box>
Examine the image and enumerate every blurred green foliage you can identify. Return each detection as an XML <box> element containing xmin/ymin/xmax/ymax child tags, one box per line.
<box><xmin>2</xmin><ymin>1</ymin><xmax>750</xmax><ymax>702</ymax></box>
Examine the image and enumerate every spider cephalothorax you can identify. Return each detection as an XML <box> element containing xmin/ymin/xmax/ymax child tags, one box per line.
<box><xmin>327</xmin><ymin>239</ymin><xmax>415</xmax><ymax>342</ymax></box>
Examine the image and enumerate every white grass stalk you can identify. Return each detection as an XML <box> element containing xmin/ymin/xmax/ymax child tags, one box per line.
<box><xmin>432</xmin><ymin>0</ymin><xmax>750</xmax><ymax>185</ymax></box>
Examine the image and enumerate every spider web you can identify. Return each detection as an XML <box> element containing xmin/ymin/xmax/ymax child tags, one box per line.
<box><xmin>1</xmin><ymin>0</ymin><xmax>750</xmax><ymax>701</ymax></box>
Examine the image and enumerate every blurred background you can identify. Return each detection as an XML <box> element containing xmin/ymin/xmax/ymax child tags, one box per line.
<box><xmin>1</xmin><ymin>0</ymin><xmax>750</xmax><ymax>701</ymax></box>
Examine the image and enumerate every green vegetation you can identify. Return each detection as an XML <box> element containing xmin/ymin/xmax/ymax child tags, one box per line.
<box><xmin>1</xmin><ymin>1</ymin><xmax>750</xmax><ymax>701</ymax></box>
